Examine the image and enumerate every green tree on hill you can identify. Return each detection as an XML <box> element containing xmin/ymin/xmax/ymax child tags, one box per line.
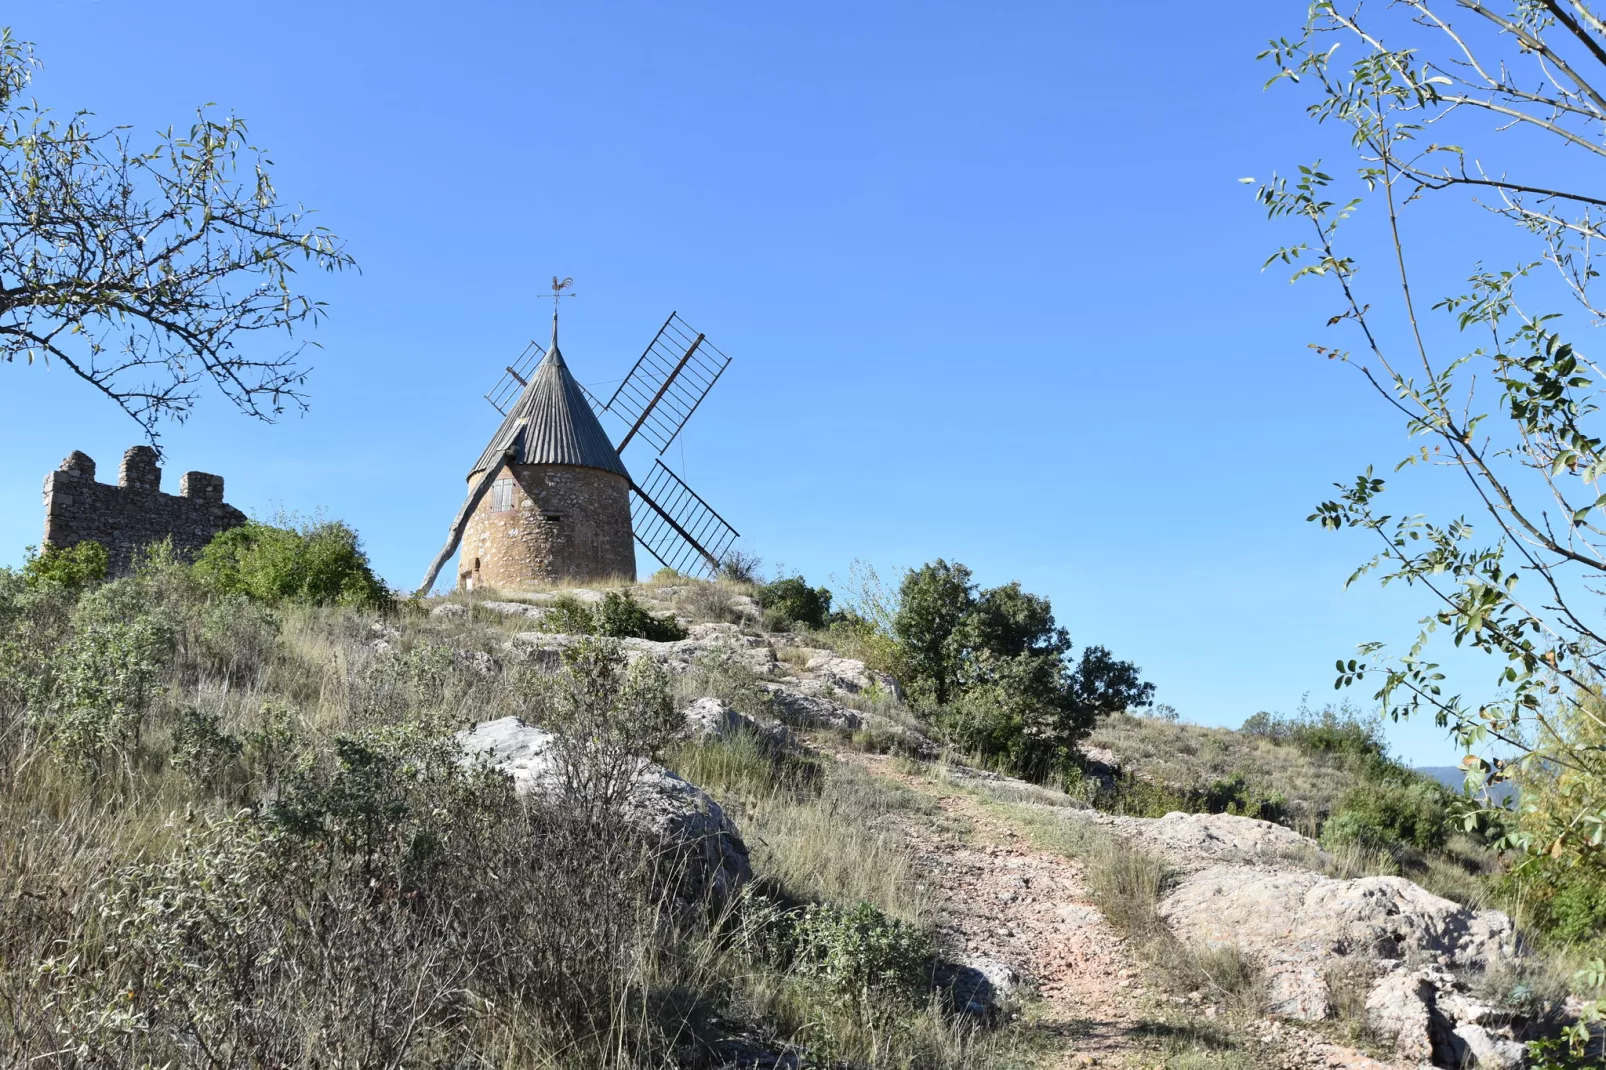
<box><xmin>194</xmin><ymin>520</ymin><xmax>389</xmax><ymax>611</ymax></box>
<box><xmin>893</xmin><ymin>559</ymin><xmax>1152</xmax><ymax>780</ymax></box>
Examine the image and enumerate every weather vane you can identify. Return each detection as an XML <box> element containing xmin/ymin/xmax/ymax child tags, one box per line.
<box><xmin>551</xmin><ymin>276</ymin><xmax>575</xmax><ymax>314</ymax></box>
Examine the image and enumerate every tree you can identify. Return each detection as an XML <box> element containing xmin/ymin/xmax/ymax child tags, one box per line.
<box><xmin>893</xmin><ymin>560</ymin><xmax>975</xmax><ymax>705</ymax></box>
<box><xmin>0</xmin><ymin>31</ymin><xmax>352</xmax><ymax>436</ymax></box>
<box><xmin>964</xmin><ymin>581</ymin><xmax>1069</xmax><ymax>663</ymax></box>
<box><xmin>193</xmin><ymin>520</ymin><xmax>389</xmax><ymax>610</ymax></box>
<box><xmin>893</xmin><ymin>559</ymin><xmax>1153</xmax><ymax>778</ymax></box>
<box><xmin>1260</xmin><ymin>1</ymin><xmax>1606</xmax><ymax>1044</ymax></box>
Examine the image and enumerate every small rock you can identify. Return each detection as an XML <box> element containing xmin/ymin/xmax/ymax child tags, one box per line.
<box><xmin>430</xmin><ymin>603</ymin><xmax>470</xmax><ymax>619</ymax></box>
<box><xmin>1450</xmin><ymin>1022</ymin><xmax>1526</xmax><ymax>1070</ymax></box>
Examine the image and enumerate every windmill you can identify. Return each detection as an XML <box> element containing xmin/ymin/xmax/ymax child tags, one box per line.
<box><xmin>415</xmin><ymin>282</ymin><xmax>740</xmax><ymax>595</ymax></box>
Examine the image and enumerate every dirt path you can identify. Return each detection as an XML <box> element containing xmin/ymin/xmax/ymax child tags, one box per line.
<box><xmin>832</xmin><ymin>749</ymin><xmax>1401</xmax><ymax>1070</ymax></box>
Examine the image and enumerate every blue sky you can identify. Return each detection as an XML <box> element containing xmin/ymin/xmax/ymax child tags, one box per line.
<box><xmin>0</xmin><ymin>1</ymin><xmax>1567</xmax><ymax>764</ymax></box>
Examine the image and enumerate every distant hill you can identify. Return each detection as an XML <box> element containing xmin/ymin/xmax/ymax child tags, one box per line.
<box><xmin>1416</xmin><ymin>766</ymin><xmax>1518</xmax><ymax>804</ymax></box>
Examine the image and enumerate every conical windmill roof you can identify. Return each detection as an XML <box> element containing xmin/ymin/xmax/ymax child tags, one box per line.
<box><xmin>470</xmin><ymin>316</ymin><xmax>629</xmax><ymax>479</ymax></box>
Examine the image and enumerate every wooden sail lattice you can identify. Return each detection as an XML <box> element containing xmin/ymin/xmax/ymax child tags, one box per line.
<box><xmin>631</xmin><ymin>460</ymin><xmax>738</xmax><ymax>578</ymax></box>
<box><xmin>604</xmin><ymin>313</ymin><xmax>731</xmax><ymax>455</ymax></box>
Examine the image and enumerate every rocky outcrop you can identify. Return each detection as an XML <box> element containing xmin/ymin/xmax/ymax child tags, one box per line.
<box><xmin>508</xmin><ymin>623</ymin><xmax>779</xmax><ymax>677</ymax></box>
<box><xmin>1054</xmin><ymin>806</ymin><xmax>1535</xmax><ymax>1066</ymax></box>
<box><xmin>760</xmin><ymin>682</ymin><xmax>937</xmax><ymax>755</ymax></box>
<box><xmin>1099</xmin><ymin>810</ymin><xmax>1326</xmax><ymax>873</ymax></box>
<box><xmin>1162</xmin><ymin>865</ymin><xmax>1520</xmax><ymax>1022</ymax></box>
<box><xmin>798</xmin><ymin>652</ymin><xmax>901</xmax><ymax>699</ymax></box>
<box><xmin>1366</xmin><ymin>967</ymin><xmax>1529</xmax><ymax>1069</ymax></box>
<box><xmin>456</xmin><ymin>716</ymin><xmax>751</xmax><ymax>900</ymax></box>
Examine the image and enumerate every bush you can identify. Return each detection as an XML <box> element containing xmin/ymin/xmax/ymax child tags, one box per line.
<box><xmin>758</xmin><ymin>575</ymin><xmax>832</xmax><ymax>631</ymax></box>
<box><xmin>170</xmin><ymin>707</ymin><xmax>243</xmax><ymax>787</ymax></box>
<box><xmin>21</xmin><ymin>541</ymin><xmax>107</xmax><ymax>593</ymax></box>
<box><xmin>538</xmin><ymin>590</ymin><xmax>685</xmax><ymax>641</ymax></box>
<box><xmin>44</xmin><ymin>580</ymin><xmax>178</xmax><ymax>769</ymax></box>
<box><xmin>593</xmin><ymin>589</ymin><xmax>686</xmax><ymax>641</ymax></box>
<box><xmin>194</xmin><ymin>520</ymin><xmax>390</xmax><ymax>610</ymax></box>
<box><xmin>789</xmin><ymin>900</ymin><xmax>934</xmax><ymax>1014</ymax></box>
<box><xmin>1241</xmin><ymin>702</ymin><xmax>1388</xmax><ymax>764</ymax></box>
<box><xmin>1321</xmin><ymin>780</ymin><xmax>1450</xmax><ymax>852</ymax></box>
<box><xmin>893</xmin><ymin>560</ymin><xmax>1152</xmax><ymax>781</ymax></box>
<box><xmin>1082</xmin><ymin>769</ymin><xmax>1287</xmax><ymax>822</ymax></box>
<box><xmin>539</xmin><ymin>593</ymin><xmax>597</xmax><ymax>634</ymax></box>
<box><xmin>718</xmin><ymin>550</ymin><xmax>763</xmax><ymax>584</ymax></box>
<box><xmin>1499</xmin><ymin>857</ymin><xmax>1606</xmax><ymax>949</ymax></box>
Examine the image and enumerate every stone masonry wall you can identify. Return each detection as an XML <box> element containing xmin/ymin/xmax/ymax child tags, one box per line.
<box><xmin>42</xmin><ymin>447</ymin><xmax>247</xmax><ymax>575</ymax></box>
<box><xmin>459</xmin><ymin>462</ymin><xmax>636</xmax><ymax>590</ymax></box>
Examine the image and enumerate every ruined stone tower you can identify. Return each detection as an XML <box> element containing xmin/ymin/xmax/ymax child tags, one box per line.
<box><xmin>456</xmin><ymin>315</ymin><xmax>636</xmax><ymax>590</ymax></box>
<box><xmin>42</xmin><ymin>446</ymin><xmax>246</xmax><ymax>574</ymax></box>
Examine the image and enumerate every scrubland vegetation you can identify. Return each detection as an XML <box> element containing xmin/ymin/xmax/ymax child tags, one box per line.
<box><xmin>6</xmin><ymin>530</ymin><xmax>1606</xmax><ymax>1066</ymax></box>
<box><xmin>0</xmin><ymin>539</ymin><xmax>1045</xmax><ymax>1068</ymax></box>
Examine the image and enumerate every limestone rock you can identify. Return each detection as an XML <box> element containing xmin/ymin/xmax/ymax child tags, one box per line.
<box><xmin>480</xmin><ymin>600</ymin><xmax>550</xmax><ymax>619</ymax></box>
<box><xmin>1365</xmin><ymin>970</ymin><xmax>1438</xmax><ymax>1064</ymax></box>
<box><xmin>456</xmin><ymin>649</ymin><xmax>500</xmax><ymax>677</ymax></box>
<box><xmin>1450</xmin><ymin>1023</ymin><xmax>1527</xmax><ymax>1070</ymax></box>
<box><xmin>683</xmin><ymin>697</ymin><xmax>765</xmax><ymax>742</ymax></box>
<box><xmin>1363</xmin><ymin>967</ymin><xmax>1529</xmax><ymax>1068</ymax></box>
<box><xmin>936</xmin><ymin>954</ymin><xmax>1018</xmax><ymax>1017</ymax></box>
<box><xmin>800</xmin><ymin>652</ymin><xmax>900</xmax><ymax>698</ymax></box>
<box><xmin>1162</xmin><ymin>866</ymin><xmax>1520</xmax><ymax>1024</ymax></box>
<box><xmin>430</xmin><ymin>603</ymin><xmax>470</xmax><ymax>619</ymax></box>
<box><xmin>1101</xmin><ymin>811</ymin><xmax>1326</xmax><ymax>873</ymax></box>
<box><xmin>509</xmin><ymin>627</ymin><xmax>778</xmax><ymax>678</ymax></box>
<box><xmin>759</xmin><ymin>683</ymin><xmax>936</xmax><ymax>756</ymax></box>
<box><xmin>456</xmin><ymin>716</ymin><xmax>751</xmax><ymax>900</ymax></box>
<box><xmin>760</xmin><ymin>682</ymin><xmax>866</xmax><ymax>731</ymax></box>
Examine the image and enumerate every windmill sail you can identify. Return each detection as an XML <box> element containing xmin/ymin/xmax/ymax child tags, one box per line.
<box><xmin>606</xmin><ymin>313</ymin><xmax>731</xmax><ymax>454</ymax></box>
<box><xmin>484</xmin><ymin>340</ymin><xmax>546</xmax><ymax>416</ymax></box>
<box><xmin>484</xmin><ymin>340</ymin><xmax>611</xmax><ymax>417</ymax></box>
<box><xmin>631</xmin><ymin>459</ymin><xmax>738</xmax><ymax>577</ymax></box>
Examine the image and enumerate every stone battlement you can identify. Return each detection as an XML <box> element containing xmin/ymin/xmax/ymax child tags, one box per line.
<box><xmin>42</xmin><ymin>447</ymin><xmax>247</xmax><ymax>574</ymax></box>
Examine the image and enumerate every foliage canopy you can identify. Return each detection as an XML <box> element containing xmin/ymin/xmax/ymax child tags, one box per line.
<box><xmin>0</xmin><ymin>29</ymin><xmax>352</xmax><ymax>435</ymax></box>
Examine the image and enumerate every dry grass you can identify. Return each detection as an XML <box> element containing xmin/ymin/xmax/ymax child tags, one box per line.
<box><xmin>0</xmin><ymin>564</ymin><xmax>1035</xmax><ymax>1069</ymax></box>
<box><xmin>670</xmin><ymin>730</ymin><xmax>933</xmax><ymax>923</ymax></box>
<box><xmin>1087</xmin><ymin>711</ymin><xmax>1363</xmax><ymax>828</ymax></box>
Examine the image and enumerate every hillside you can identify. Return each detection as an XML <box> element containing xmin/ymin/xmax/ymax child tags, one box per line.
<box><xmin>0</xmin><ymin>559</ymin><xmax>1597</xmax><ymax>1069</ymax></box>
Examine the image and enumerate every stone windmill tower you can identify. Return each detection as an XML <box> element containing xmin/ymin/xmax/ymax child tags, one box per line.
<box><xmin>453</xmin><ymin>312</ymin><xmax>634</xmax><ymax>590</ymax></box>
<box><xmin>416</xmin><ymin>284</ymin><xmax>740</xmax><ymax>595</ymax></box>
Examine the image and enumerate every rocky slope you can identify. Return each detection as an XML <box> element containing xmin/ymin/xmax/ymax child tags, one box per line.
<box><xmin>450</xmin><ymin>589</ymin><xmax>1559</xmax><ymax>1068</ymax></box>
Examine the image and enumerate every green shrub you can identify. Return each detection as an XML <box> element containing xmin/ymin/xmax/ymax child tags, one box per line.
<box><xmin>1083</xmin><ymin>769</ymin><xmax>1287</xmax><ymax>822</ymax></box>
<box><xmin>170</xmin><ymin>708</ymin><xmax>243</xmax><ymax>787</ymax></box>
<box><xmin>21</xmin><ymin>541</ymin><xmax>107</xmax><ymax>593</ymax></box>
<box><xmin>1321</xmin><ymin>780</ymin><xmax>1450</xmax><ymax>852</ymax></box>
<box><xmin>1241</xmin><ymin>702</ymin><xmax>1388</xmax><ymax>764</ymax></box>
<box><xmin>758</xmin><ymin>575</ymin><xmax>832</xmax><ymax>631</ymax></box>
<box><xmin>789</xmin><ymin>900</ymin><xmax>934</xmax><ymax>1014</ymax></box>
<box><xmin>717</xmin><ymin>550</ymin><xmax>762</xmax><ymax>584</ymax></box>
<box><xmin>1500</xmin><ymin>857</ymin><xmax>1606</xmax><ymax>948</ymax></box>
<box><xmin>539</xmin><ymin>593</ymin><xmax>596</xmax><ymax>634</ymax></box>
<box><xmin>593</xmin><ymin>589</ymin><xmax>686</xmax><ymax>641</ymax></box>
<box><xmin>194</xmin><ymin>595</ymin><xmax>281</xmax><ymax>684</ymax></box>
<box><xmin>894</xmin><ymin>559</ymin><xmax>1152</xmax><ymax>781</ymax></box>
<box><xmin>47</xmin><ymin>607</ymin><xmax>174</xmax><ymax>768</ymax></box>
<box><xmin>539</xmin><ymin>590</ymin><xmax>685</xmax><ymax>641</ymax></box>
<box><xmin>194</xmin><ymin>520</ymin><xmax>390</xmax><ymax>610</ymax></box>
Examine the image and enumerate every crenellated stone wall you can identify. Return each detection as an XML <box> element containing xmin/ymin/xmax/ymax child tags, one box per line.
<box><xmin>458</xmin><ymin>462</ymin><xmax>636</xmax><ymax>590</ymax></box>
<box><xmin>41</xmin><ymin>447</ymin><xmax>247</xmax><ymax>574</ymax></box>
